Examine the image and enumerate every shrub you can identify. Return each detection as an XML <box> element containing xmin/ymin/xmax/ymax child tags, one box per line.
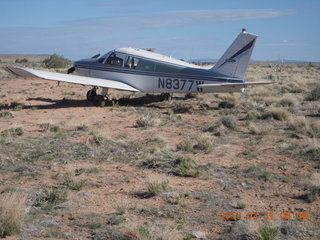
<box><xmin>257</xmin><ymin>225</ymin><xmax>278</xmax><ymax>240</ymax></box>
<box><xmin>0</xmin><ymin>192</ymin><xmax>26</xmax><ymax>237</ymax></box>
<box><xmin>176</xmin><ymin>139</ymin><xmax>194</xmax><ymax>152</ymax></box>
<box><xmin>245</xmin><ymin>165</ymin><xmax>273</xmax><ymax>181</ymax></box>
<box><xmin>172</xmin><ymin>102</ymin><xmax>192</xmax><ymax>114</ymax></box>
<box><xmin>248</xmin><ymin>123</ymin><xmax>263</xmax><ymax>135</ymax></box>
<box><xmin>269</xmin><ymin>107</ymin><xmax>290</xmax><ymax>121</ymax></box>
<box><xmin>235</xmin><ymin>202</ymin><xmax>246</xmax><ymax>209</ymax></box>
<box><xmin>42</xmin><ymin>54</ymin><xmax>72</xmax><ymax>69</ymax></box>
<box><xmin>143</xmin><ymin>151</ymin><xmax>208</xmax><ymax>177</ymax></box>
<box><xmin>305</xmin><ymin>84</ymin><xmax>320</xmax><ymax>101</ymax></box>
<box><xmin>307</xmin><ymin>186</ymin><xmax>320</xmax><ymax>203</ymax></box>
<box><xmin>221</xmin><ymin>115</ymin><xmax>237</xmax><ymax>130</ymax></box>
<box><xmin>63</xmin><ymin>172</ymin><xmax>87</xmax><ymax>191</ymax></box>
<box><xmin>278</xmin><ymin>96</ymin><xmax>297</xmax><ymax>107</ymax></box>
<box><xmin>39</xmin><ymin>123</ymin><xmax>59</xmax><ymax>132</ymax></box>
<box><xmin>33</xmin><ymin>188</ymin><xmax>68</xmax><ymax>210</ymax></box>
<box><xmin>218</xmin><ymin>99</ymin><xmax>235</xmax><ymax>109</ymax></box>
<box><xmin>193</xmin><ymin>134</ymin><xmax>213</xmax><ymax>152</ymax></box>
<box><xmin>8</xmin><ymin>102</ymin><xmax>24</xmax><ymax>111</ymax></box>
<box><xmin>147</xmin><ymin>180</ymin><xmax>169</xmax><ymax>196</ymax></box>
<box><xmin>15</xmin><ymin>58</ymin><xmax>28</xmax><ymax>63</ymax></box>
<box><xmin>0</xmin><ymin>111</ymin><xmax>14</xmax><ymax>118</ymax></box>
<box><xmin>287</xmin><ymin>116</ymin><xmax>308</xmax><ymax>132</ymax></box>
<box><xmin>288</xmin><ymin>116</ymin><xmax>320</xmax><ymax>137</ymax></box>
<box><xmin>76</xmin><ymin>124</ymin><xmax>88</xmax><ymax>131</ymax></box>
<box><xmin>135</xmin><ymin>113</ymin><xmax>161</xmax><ymax>128</ymax></box>
<box><xmin>174</xmin><ymin>156</ymin><xmax>201</xmax><ymax>177</ymax></box>
<box><xmin>176</xmin><ymin>134</ymin><xmax>213</xmax><ymax>153</ymax></box>
<box><xmin>309</xmin><ymin>121</ymin><xmax>320</xmax><ymax>138</ymax></box>
<box><xmin>299</xmin><ymin>138</ymin><xmax>320</xmax><ymax>161</ymax></box>
<box><xmin>1</xmin><ymin>127</ymin><xmax>24</xmax><ymax>137</ymax></box>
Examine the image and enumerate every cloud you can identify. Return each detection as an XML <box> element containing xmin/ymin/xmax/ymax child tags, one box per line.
<box><xmin>0</xmin><ymin>8</ymin><xmax>297</xmax><ymax>59</ymax></box>
<box><xmin>64</xmin><ymin>9</ymin><xmax>297</xmax><ymax>31</ymax></box>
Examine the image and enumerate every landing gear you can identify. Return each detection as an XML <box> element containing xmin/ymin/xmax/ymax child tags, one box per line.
<box><xmin>160</xmin><ymin>93</ymin><xmax>172</xmax><ymax>101</ymax></box>
<box><xmin>86</xmin><ymin>89</ymin><xmax>97</xmax><ymax>101</ymax></box>
<box><xmin>86</xmin><ymin>87</ymin><xmax>109</xmax><ymax>107</ymax></box>
<box><xmin>92</xmin><ymin>95</ymin><xmax>106</xmax><ymax>107</ymax></box>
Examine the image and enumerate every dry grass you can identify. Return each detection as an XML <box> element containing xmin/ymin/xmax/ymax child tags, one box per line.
<box><xmin>1</xmin><ymin>61</ymin><xmax>320</xmax><ymax>239</ymax></box>
<box><xmin>0</xmin><ymin>192</ymin><xmax>27</xmax><ymax>237</ymax></box>
<box><xmin>135</xmin><ymin>113</ymin><xmax>161</xmax><ymax>128</ymax></box>
<box><xmin>269</xmin><ymin>107</ymin><xmax>290</xmax><ymax>120</ymax></box>
<box><xmin>288</xmin><ymin>116</ymin><xmax>320</xmax><ymax>137</ymax></box>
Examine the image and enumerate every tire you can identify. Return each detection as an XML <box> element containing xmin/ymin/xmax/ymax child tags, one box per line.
<box><xmin>160</xmin><ymin>93</ymin><xmax>171</xmax><ymax>101</ymax></box>
<box><xmin>92</xmin><ymin>95</ymin><xmax>105</xmax><ymax>107</ymax></box>
<box><xmin>86</xmin><ymin>89</ymin><xmax>97</xmax><ymax>101</ymax></box>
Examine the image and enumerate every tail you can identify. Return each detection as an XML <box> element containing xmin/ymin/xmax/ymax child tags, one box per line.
<box><xmin>211</xmin><ymin>29</ymin><xmax>258</xmax><ymax>79</ymax></box>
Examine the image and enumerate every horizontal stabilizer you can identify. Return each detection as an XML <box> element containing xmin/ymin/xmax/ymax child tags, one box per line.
<box><xmin>198</xmin><ymin>81</ymin><xmax>273</xmax><ymax>88</ymax></box>
<box><xmin>197</xmin><ymin>81</ymin><xmax>273</xmax><ymax>92</ymax></box>
<box><xmin>5</xmin><ymin>66</ymin><xmax>140</xmax><ymax>92</ymax></box>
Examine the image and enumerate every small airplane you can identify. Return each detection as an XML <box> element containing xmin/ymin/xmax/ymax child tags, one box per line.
<box><xmin>6</xmin><ymin>29</ymin><xmax>272</xmax><ymax>106</ymax></box>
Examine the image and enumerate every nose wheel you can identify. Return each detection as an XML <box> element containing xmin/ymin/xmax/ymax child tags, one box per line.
<box><xmin>86</xmin><ymin>88</ymin><xmax>109</xmax><ymax>107</ymax></box>
<box><xmin>86</xmin><ymin>89</ymin><xmax>97</xmax><ymax>101</ymax></box>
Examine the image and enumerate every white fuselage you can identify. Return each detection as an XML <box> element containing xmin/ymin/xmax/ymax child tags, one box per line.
<box><xmin>74</xmin><ymin>48</ymin><xmax>244</xmax><ymax>93</ymax></box>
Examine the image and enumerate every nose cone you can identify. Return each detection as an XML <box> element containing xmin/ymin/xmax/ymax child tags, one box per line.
<box><xmin>74</xmin><ymin>58</ymin><xmax>97</xmax><ymax>67</ymax></box>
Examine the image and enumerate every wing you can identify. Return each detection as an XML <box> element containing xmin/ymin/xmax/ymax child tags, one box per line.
<box><xmin>5</xmin><ymin>66</ymin><xmax>140</xmax><ymax>92</ymax></box>
<box><xmin>197</xmin><ymin>81</ymin><xmax>274</xmax><ymax>92</ymax></box>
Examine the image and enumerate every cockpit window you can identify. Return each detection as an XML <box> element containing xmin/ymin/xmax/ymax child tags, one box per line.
<box><xmin>125</xmin><ymin>56</ymin><xmax>139</xmax><ymax>69</ymax></box>
<box><xmin>105</xmin><ymin>53</ymin><xmax>124</xmax><ymax>67</ymax></box>
<box><xmin>97</xmin><ymin>54</ymin><xmax>108</xmax><ymax>63</ymax></box>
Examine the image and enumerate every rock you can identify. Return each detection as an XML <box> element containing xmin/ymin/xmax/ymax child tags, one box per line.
<box><xmin>189</xmin><ymin>231</ymin><xmax>206</xmax><ymax>239</ymax></box>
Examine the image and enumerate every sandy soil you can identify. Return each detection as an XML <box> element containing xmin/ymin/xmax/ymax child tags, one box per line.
<box><xmin>0</xmin><ymin>70</ymin><xmax>319</xmax><ymax>239</ymax></box>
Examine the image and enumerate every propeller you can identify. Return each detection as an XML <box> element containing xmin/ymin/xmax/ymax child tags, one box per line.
<box><xmin>66</xmin><ymin>53</ymin><xmax>100</xmax><ymax>74</ymax></box>
<box><xmin>66</xmin><ymin>66</ymin><xmax>75</xmax><ymax>74</ymax></box>
<box><xmin>91</xmin><ymin>53</ymin><xmax>100</xmax><ymax>59</ymax></box>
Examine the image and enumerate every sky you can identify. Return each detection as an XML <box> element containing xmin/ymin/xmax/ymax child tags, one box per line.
<box><xmin>0</xmin><ymin>0</ymin><xmax>319</xmax><ymax>61</ymax></box>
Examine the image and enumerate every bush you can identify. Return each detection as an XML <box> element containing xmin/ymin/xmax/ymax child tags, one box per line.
<box><xmin>221</xmin><ymin>115</ymin><xmax>237</xmax><ymax>130</ymax></box>
<box><xmin>0</xmin><ymin>192</ymin><xmax>26</xmax><ymax>237</ymax></box>
<box><xmin>176</xmin><ymin>134</ymin><xmax>213</xmax><ymax>153</ymax></box>
<box><xmin>299</xmin><ymin>138</ymin><xmax>320</xmax><ymax>161</ymax></box>
<box><xmin>174</xmin><ymin>156</ymin><xmax>201</xmax><ymax>177</ymax></box>
<box><xmin>172</xmin><ymin>102</ymin><xmax>192</xmax><ymax>114</ymax></box>
<box><xmin>15</xmin><ymin>58</ymin><xmax>28</xmax><ymax>63</ymax></box>
<box><xmin>147</xmin><ymin>180</ymin><xmax>169</xmax><ymax>196</ymax></box>
<box><xmin>257</xmin><ymin>225</ymin><xmax>278</xmax><ymax>240</ymax></box>
<box><xmin>1</xmin><ymin>127</ymin><xmax>24</xmax><ymax>137</ymax></box>
<box><xmin>307</xmin><ymin>186</ymin><xmax>320</xmax><ymax>203</ymax></box>
<box><xmin>33</xmin><ymin>188</ymin><xmax>68</xmax><ymax>210</ymax></box>
<box><xmin>218</xmin><ymin>100</ymin><xmax>235</xmax><ymax>109</ymax></box>
<box><xmin>135</xmin><ymin>113</ymin><xmax>161</xmax><ymax>128</ymax></box>
<box><xmin>0</xmin><ymin>111</ymin><xmax>14</xmax><ymax>118</ymax></box>
<box><xmin>42</xmin><ymin>54</ymin><xmax>72</xmax><ymax>69</ymax></box>
<box><xmin>305</xmin><ymin>84</ymin><xmax>320</xmax><ymax>101</ymax></box>
<box><xmin>63</xmin><ymin>172</ymin><xmax>87</xmax><ymax>190</ymax></box>
<box><xmin>39</xmin><ymin>123</ymin><xmax>59</xmax><ymax>132</ymax></box>
<box><xmin>269</xmin><ymin>107</ymin><xmax>290</xmax><ymax>121</ymax></box>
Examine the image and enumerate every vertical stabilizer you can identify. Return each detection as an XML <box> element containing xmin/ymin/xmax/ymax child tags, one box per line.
<box><xmin>211</xmin><ymin>29</ymin><xmax>258</xmax><ymax>79</ymax></box>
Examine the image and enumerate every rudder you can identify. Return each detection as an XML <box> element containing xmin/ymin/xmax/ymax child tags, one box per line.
<box><xmin>211</xmin><ymin>29</ymin><xmax>258</xmax><ymax>79</ymax></box>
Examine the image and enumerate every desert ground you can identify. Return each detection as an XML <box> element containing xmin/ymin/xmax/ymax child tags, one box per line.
<box><xmin>0</xmin><ymin>55</ymin><xmax>319</xmax><ymax>240</ymax></box>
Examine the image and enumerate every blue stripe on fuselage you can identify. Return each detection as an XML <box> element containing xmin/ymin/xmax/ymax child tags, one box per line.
<box><xmin>74</xmin><ymin>63</ymin><xmax>243</xmax><ymax>83</ymax></box>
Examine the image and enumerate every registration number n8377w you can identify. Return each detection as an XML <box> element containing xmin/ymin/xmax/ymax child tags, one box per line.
<box><xmin>158</xmin><ymin>77</ymin><xmax>204</xmax><ymax>91</ymax></box>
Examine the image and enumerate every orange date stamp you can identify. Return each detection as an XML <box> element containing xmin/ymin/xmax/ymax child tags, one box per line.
<box><xmin>218</xmin><ymin>211</ymin><xmax>308</xmax><ymax>221</ymax></box>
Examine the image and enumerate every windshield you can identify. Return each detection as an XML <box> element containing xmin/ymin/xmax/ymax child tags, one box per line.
<box><xmin>97</xmin><ymin>51</ymin><xmax>113</xmax><ymax>63</ymax></box>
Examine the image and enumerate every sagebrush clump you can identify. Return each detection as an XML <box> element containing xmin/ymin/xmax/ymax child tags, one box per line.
<box><xmin>0</xmin><ymin>192</ymin><xmax>26</xmax><ymax>237</ymax></box>
<box><xmin>42</xmin><ymin>54</ymin><xmax>72</xmax><ymax>69</ymax></box>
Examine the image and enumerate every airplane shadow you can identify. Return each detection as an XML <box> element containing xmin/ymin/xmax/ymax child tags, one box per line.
<box><xmin>0</xmin><ymin>94</ymin><xmax>184</xmax><ymax>110</ymax></box>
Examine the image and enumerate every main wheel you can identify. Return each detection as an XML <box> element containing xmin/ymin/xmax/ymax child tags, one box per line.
<box><xmin>92</xmin><ymin>95</ymin><xmax>106</xmax><ymax>107</ymax></box>
<box><xmin>86</xmin><ymin>89</ymin><xmax>97</xmax><ymax>101</ymax></box>
<box><xmin>160</xmin><ymin>93</ymin><xmax>172</xmax><ymax>101</ymax></box>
